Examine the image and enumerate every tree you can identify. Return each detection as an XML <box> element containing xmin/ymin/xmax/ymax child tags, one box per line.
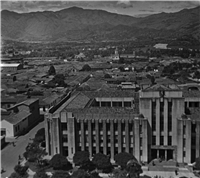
<box><xmin>23</xmin><ymin>142</ymin><xmax>47</xmax><ymax>163</ymax></box>
<box><xmin>33</xmin><ymin>170</ymin><xmax>50</xmax><ymax>178</ymax></box>
<box><xmin>92</xmin><ymin>153</ymin><xmax>113</xmax><ymax>173</ymax></box>
<box><xmin>112</xmin><ymin>168</ymin><xmax>128</xmax><ymax>178</ymax></box>
<box><xmin>196</xmin><ymin>157</ymin><xmax>200</xmax><ymax>170</ymax></box>
<box><xmin>14</xmin><ymin>165</ymin><xmax>29</xmax><ymax>177</ymax></box>
<box><xmin>13</xmin><ymin>76</ymin><xmax>17</xmax><ymax>82</ymax></box>
<box><xmin>114</xmin><ymin>152</ymin><xmax>136</xmax><ymax>169</ymax></box>
<box><xmin>71</xmin><ymin>169</ymin><xmax>90</xmax><ymax>178</ymax></box>
<box><xmin>104</xmin><ymin>74</ymin><xmax>112</xmax><ymax>79</ymax></box>
<box><xmin>48</xmin><ymin>65</ymin><xmax>56</xmax><ymax>75</ymax></box>
<box><xmin>73</xmin><ymin>151</ymin><xmax>90</xmax><ymax>166</ymax></box>
<box><xmin>126</xmin><ymin>159</ymin><xmax>142</xmax><ymax>178</ymax></box>
<box><xmin>9</xmin><ymin>172</ymin><xmax>28</xmax><ymax>178</ymax></box>
<box><xmin>79</xmin><ymin>160</ymin><xmax>96</xmax><ymax>172</ymax></box>
<box><xmin>49</xmin><ymin>154</ymin><xmax>72</xmax><ymax>171</ymax></box>
<box><xmin>51</xmin><ymin>171</ymin><xmax>70</xmax><ymax>178</ymax></box>
<box><xmin>34</xmin><ymin>128</ymin><xmax>45</xmax><ymax>143</ymax></box>
<box><xmin>81</xmin><ymin>64</ymin><xmax>91</xmax><ymax>71</ymax></box>
<box><xmin>53</xmin><ymin>74</ymin><xmax>65</xmax><ymax>87</ymax></box>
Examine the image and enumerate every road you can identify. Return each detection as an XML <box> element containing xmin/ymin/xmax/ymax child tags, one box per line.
<box><xmin>1</xmin><ymin>121</ymin><xmax>44</xmax><ymax>178</ymax></box>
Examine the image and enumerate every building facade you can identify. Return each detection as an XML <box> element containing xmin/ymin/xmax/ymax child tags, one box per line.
<box><xmin>45</xmin><ymin>85</ymin><xmax>200</xmax><ymax>163</ymax></box>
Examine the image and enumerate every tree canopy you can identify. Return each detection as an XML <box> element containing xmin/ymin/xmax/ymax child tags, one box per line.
<box><xmin>48</xmin><ymin>65</ymin><xmax>56</xmax><ymax>75</ymax></box>
<box><xmin>71</xmin><ymin>169</ymin><xmax>90</xmax><ymax>178</ymax></box>
<box><xmin>23</xmin><ymin>142</ymin><xmax>47</xmax><ymax>162</ymax></box>
<box><xmin>73</xmin><ymin>151</ymin><xmax>90</xmax><ymax>166</ymax></box>
<box><xmin>33</xmin><ymin>170</ymin><xmax>50</xmax><ymax>178</ymax></box>
<box><xmin>13</xmin><ymin>165</ymin><xmax>29</xmax><ymax>178</ymax></box>
<box><xmin>51</xmin><ymin>171</ymin><xmax>71</xmax><ymax>178</ymax></box>
<box><xmin>81</xmin><ymin>64</ymin><xmax>91</xmax><ymax>71</ymax></box>
<box><xmin>34</xmin><ymin>128</ymin><xmax>45</xmax><ymax>143</ymax></box>
<box><xmin>114</xmin><ymin>152</ymin><xmax>137</xmax><ymax>169</ymax></box>
<box><xmin>79</xmin><ymin>160</ymin><xmax>96</xmax><ymax>172</ymax></box>
<box><xmin>49</xmin><ymin>154</ymin><xmax>72</xmax><ymax>171</ymax></box>
<box><xmin>92</xmin><ymin>153</ymin><xmax>113</xmax><ymax>173</ymax></box>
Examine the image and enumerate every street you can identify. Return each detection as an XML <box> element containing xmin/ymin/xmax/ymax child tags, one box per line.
<box><xmin>1</xmin><ymin>121</ymin><xmax>44</xmax><ymax>178</ymax></box>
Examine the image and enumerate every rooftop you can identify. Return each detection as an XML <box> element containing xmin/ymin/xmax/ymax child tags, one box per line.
<box><xmin>82</xmin><ymin>90</ymin><xmax>136</xmax><ymax>98</ymax></box>
<box><xmin>143</xmin><ymin>84</ymin><xmax>180</xmax><ymax>92</ymax></box>
<box><xmin>0</xmin><ymin>63</ymin><xmax>21</xmax><ymax>67</ymax></box>
<box><xmin>70</xmin><ymin>107</ymin><xmax>141</xmax><ymax>121</ymax></box>
<box><xmin>183</xmin><ymin>90</ymin><xmax>200</xmax><ymax>97</ymax></box>
<box><xmin>2</xmin><ymin>110</ymin><xmax>31</xmax><ymax>125</ymax></box>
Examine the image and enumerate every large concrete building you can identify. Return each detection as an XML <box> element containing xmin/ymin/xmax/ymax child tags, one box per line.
<box><xmin>45</xmin><ymin>84</ymin><xmax>200</xmax><ymax>163</ymax></box>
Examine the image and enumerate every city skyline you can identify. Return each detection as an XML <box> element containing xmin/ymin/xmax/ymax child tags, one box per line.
<box><xmin>1</xmin><ymin>0</ymin><xmax>200</xmax><ymax>17</ymax></box>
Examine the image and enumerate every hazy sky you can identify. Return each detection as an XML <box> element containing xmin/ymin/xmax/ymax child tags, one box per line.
<box><xmin>1</xmin><ymin>0</ymin><xmax>200</xmax><ymax>16</ymax></box>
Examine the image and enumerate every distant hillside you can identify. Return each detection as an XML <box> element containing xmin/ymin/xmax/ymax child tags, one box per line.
<box><xmin>1</xmin><ymin>6</ymin><xmax>200</xmax><ymax>42</ymax></box>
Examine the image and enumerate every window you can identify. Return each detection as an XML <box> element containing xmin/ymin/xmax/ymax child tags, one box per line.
<box><xmin>192</xmin><ymin>137</ymin><xmax>196</xmax><ymax>145</ymax></box>
<box><xmin>140</xmin><ymin>150</ymin><xmax>143</xmax><ymax>156</ymax></box>
<box><xmin>183</xmin><ymin>151</ymin><xmax>186</xmax><ymax>157</ymax></box>
<box><xmin>152</xmin><ymin>101</ymin><xmax>156</xmax><ymax>131</ymax></box>
<box><xmin>160</xmin><ymin>136</ymin><xmax>164</xmax><ymax>145</ymax></box>
<box><xmin>192</xmin><ymin>124</ymin><xmax>196</xmax><ymax>133</ymax></box>
<box><xmin>139</xmin><ymin>125</ymin><xmax>142</xmax><ymax>134</ymax></box>
<box><xmin>114</xmin><ymin>123</ymin><xmax>118</xmax><ymax>131</ymax></box>
<box><xmin>160</xmin><ymin>102</ymin><xmax>164</xmax><ymax>132</ymax></box>
<box><xmin>183</xmin><ymin>125</ymin><xmax>186</xmax><ymax>135</ymax></box>
<box><xmin>152</xmin><ymin>136</ymin><xmax>156</xmax><ymax>145</ymax></box>
<box><xmin>124</xmin><ymin>102</ymin><xmax>131</xmax><ymax>107</ymax></box>
<box><xmin>61</xmin><ymin>123</ymin><xmax>67</xmax><ymax>131</ymax></box>
<box><xmin>63</xmin><ymin>135</ymin><xmax>68</xmax><ymax>142</ymax></box>
<box><xmin>99</xmin><ymin>123</ymin><xmax>103</xmax><ymax>131</ymax></box>
<box><xmin>168</xmin><ymin>136</ymin><xmax>172</xmax><ymax>145</ymax></box>
<box><xmin>168</xmin><ymin>102</ymin><xmax>172</xmax><ymax>132</ymax></box>
<box><xmin>140</xmin><ymin>138</ymin><xmax>142</xmax><ymax>147</ymax></box>
<box><xmin>84</xmin><ymin>123</ymin><xmax>88</xmax><ymax>131</ymax></box>
<box><xmin>183</xmin><ymin>138</ymin><xmax>186</xmax><ymax>147</ymax></box>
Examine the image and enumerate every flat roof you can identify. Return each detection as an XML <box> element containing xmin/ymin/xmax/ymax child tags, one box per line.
<box><xmin>0</xmin><ymin>63</ymin><xmax>20</xmax><ymax>67</ymax></box>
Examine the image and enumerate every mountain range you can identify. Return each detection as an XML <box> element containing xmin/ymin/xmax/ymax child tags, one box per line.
<box><xmin>1</xmin><ymin>6</ymin><xmax>200</xmax><ymax>42</ymax></box>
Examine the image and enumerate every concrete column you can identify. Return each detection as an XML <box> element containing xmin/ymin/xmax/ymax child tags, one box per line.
<box><xmin>164</xmin><ymin>99</ymin><xmax>168</xmax><ymax>145</ymax></box>
<box><xmin>68</xmin><ymin>115</ymin><xmax>75</xmax><ymax>159</ymax></box>
<box><xmin>142</xmin><ymin>120</ymin><xmax>148</xmax><ymax>162</ymax></box>
<box><xmin>185</xmin><ymin>120</ymin><xmax>191</xmax><ymax>163</ymax></box>
<box><xmin>165</xmin><ymin>150</ymin><xmax>167</xmax><ymax>161</ymax></box>
<box><xmin>125</xmin><ymin>120</ymin><xmax>129</xmax><ymax>153</ymax></box>
<box><xmin>81</xmin><ymin>120</ymin><xmax>85</xmax><ymax>151</ymax></box>
<box><xmin>88</xmin><ymin>120</ymin><xmax>92</xmax><ymax>158</ymax></box>
<box><xmin>134</xmin><ymin>120</ymin><xmax>140</xmax><ymax>162</ymax></box>
<box><xmin>110</xmin><ymin>120</ymin><xmax>114</xmax><ymax>161</ymax></box>
<box><xmin>95</xmin><ymin>120</ymin><xmax>100</xmax><ymax>153</ymax></box>
<box><xmin>177</xmin><ymin>119</ymin><xmax>183</xmax><ymax>163</ymax></box>
<box><xmin>118</xmin><ymin>120</ymin><xmax>122</xmax><ymax>153</ymax></box>
<box><xmin>103</xmin><ymin>120</ymin><xmax>107</xmax><ymax>155</ymax></box>
<box><xmin>44</xmin><ymin>116</ymin><xmax>50</xmax><ymax>155</ymax></box>
<box><xmin>156</xmin><ymin>99</ymin><xmax>160</xmax><ymax>145</ymax></box>
<box><xmin>157</xmin><ymin>150</ymin><xmax>159</xmax><ymax>158</ymax></box>
<box><xmin>196</xmin><ymin>123</ymin><xmax>200</xmax><ymax>158</ymax></box>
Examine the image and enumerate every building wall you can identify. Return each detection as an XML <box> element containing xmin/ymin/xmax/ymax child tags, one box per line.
<box><xmin>27</xmin><ymin>100</ymin><xmax>40</xmax><ymax>127</ymax></box>
<box><xmin>13</xmin><ymin>117</ymin><xmax>29</xmax><ymax>136</ymax></box>
<box><xmin>1</xmin><ymin>120</ymin><xmax>14</xmax><ymax>137</ymax></box>
<box><xmin>45</xmin><ymin>112</ymin><xmax>149</xmax><ymax>163</ymax></box>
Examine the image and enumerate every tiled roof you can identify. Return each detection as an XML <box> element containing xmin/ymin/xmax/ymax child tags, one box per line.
<box><xmin>22</xmin><ymin>98</ymin><xmax>39</xmax><ymax>106</ymax></box>
<box><xmin>82</xmin><ymin>90</ymin><xmax>136</xmax><ymax>98</ymax></box>
<box><xmin>143</xmin><ymin>84</ymin><xmax>179</xmax><ymax>91</ymax></box>
<box><xmin>183</xmin><ymin>90</ymin><xmax>200</xmax><ymax>97</ymax></box>
<box><xmin>3</xmin><ymin>110</ymin><xmax>31</xmax><ymax>125</ymax></box>
<box><xmin>70</xmin><ymin>107</ymin><xmax>140</xmax><ymax>121</ymax></box>
<box><xmin>65</xmin><ymin>92</ymin><xmax>91</xmax><ymax>110</ymax></box>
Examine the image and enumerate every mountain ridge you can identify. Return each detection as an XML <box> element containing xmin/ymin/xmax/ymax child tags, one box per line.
<box><xmin>1</xmin><ymin>6</ymin><xmax>200</xmax><ymax>42</ymax></box>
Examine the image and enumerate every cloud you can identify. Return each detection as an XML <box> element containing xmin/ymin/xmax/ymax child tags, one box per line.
<box><xmin>116</xmin><ymin>0</ymin><xmax>133</xmax><ymax>8</ymax></box>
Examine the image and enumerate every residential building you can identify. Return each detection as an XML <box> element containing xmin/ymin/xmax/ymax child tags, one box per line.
<box><xmin>1</xmin><ymin>98</ymin><xmax>40</xmax><ymax>137</ymax></box>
